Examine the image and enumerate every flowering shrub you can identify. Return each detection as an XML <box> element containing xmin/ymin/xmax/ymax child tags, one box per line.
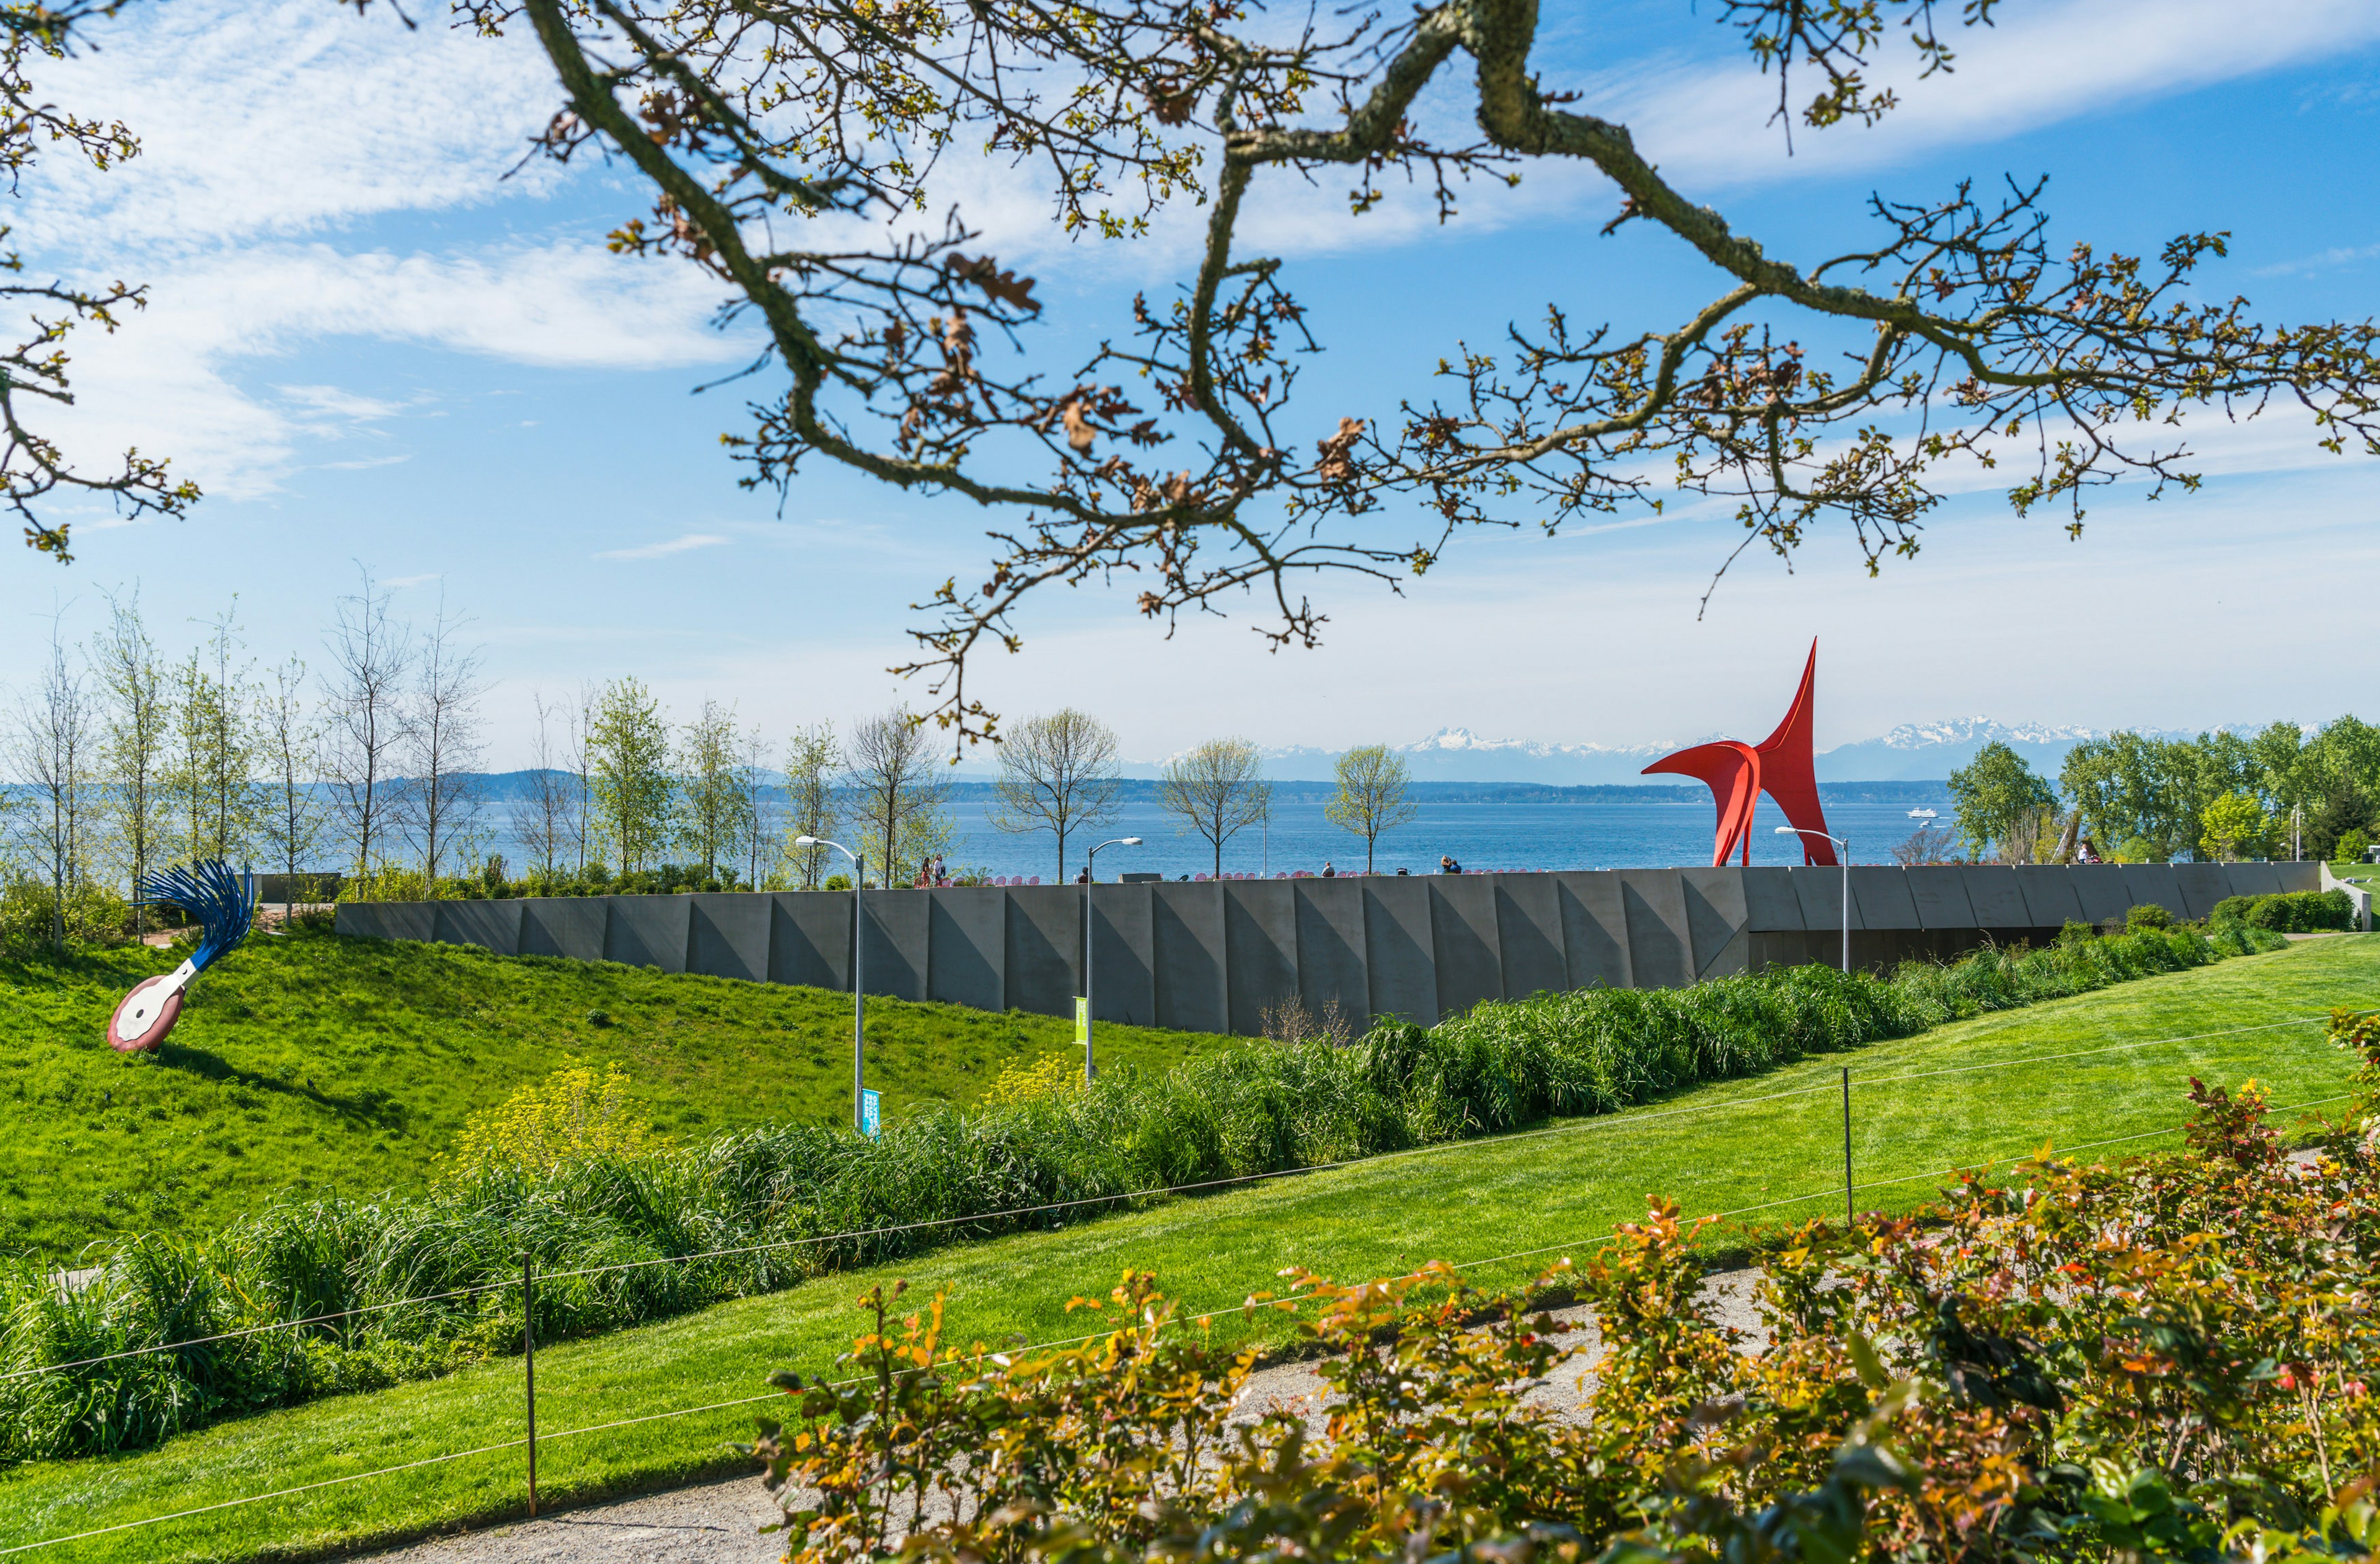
<box><xmin>447</xmin><ymin>1065</ymin><xmax>661</xmax><ymax>1175</ymax></box>
<box><xmin>749</xmin><ymin>1077</ymin><xmax>2380</xmax><ymax>1564</ymax></box>
<box><xmin>979</xmin><ymin>1052</ymin><xmax>1087</xmax><ymax>1107</ymax></box>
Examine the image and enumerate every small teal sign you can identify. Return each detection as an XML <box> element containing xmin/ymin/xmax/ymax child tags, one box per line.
<box><xmin>861</xmin><ymin>1087</ymin><xmax>881</xmax><ymax>1139</ymax></box>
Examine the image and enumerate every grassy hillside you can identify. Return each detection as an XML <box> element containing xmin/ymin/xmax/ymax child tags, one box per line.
<box><xmin>0</xmin><ymin>926</ymin><xmax>1214</xmax><ymax>1260</ymax></box>
<box><xmin>2</xmin><ymin>934</ymin><xmax>2371</xmax><ymax>1564</ymax></box>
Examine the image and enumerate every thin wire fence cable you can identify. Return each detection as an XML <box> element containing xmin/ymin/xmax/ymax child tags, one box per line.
<box><xmin>4</xmin><ymin>1005</ymin><xmax>2350</xmax><ymax>1381</ymax></box>
<box><xmin>0</xmin><ymin>1435</ymin><xmax>527</xmax><ymax>1558</ymax></box>
<box><xmin>0</xmin><ymin>1279</ymin><xmax>516</xmax><ymax>1384</ymax></box>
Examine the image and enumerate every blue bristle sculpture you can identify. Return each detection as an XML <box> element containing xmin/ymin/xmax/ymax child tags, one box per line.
<box><xmin>107</xmin><ymin>859</ymin><xmax>258</xmax><ymax>1052</ymax></box>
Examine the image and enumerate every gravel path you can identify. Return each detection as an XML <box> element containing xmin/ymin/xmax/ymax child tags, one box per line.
<box><xmin>356</xmin><ymin>1270</ymin><xmax>1765</xmax><ymax>1564</ymax></box>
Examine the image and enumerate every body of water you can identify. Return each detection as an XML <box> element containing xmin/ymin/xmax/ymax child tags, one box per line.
<box><xmin>937</xmin><ymin>796</ymin><xmax>1950</xmax><ymax>882</ymax></box>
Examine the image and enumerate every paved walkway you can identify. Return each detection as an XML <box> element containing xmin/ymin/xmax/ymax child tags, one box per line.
<box><xmin>359</xmin><ymin>1272</ymin><xmax>1764</xmax><ymax>1564</ymax></box>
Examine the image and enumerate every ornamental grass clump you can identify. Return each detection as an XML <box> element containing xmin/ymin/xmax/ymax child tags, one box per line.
<box><xmin>747</xmin><ymin>1074</ymin><xmax>2380</xmax><ymax>1564</ymax></box>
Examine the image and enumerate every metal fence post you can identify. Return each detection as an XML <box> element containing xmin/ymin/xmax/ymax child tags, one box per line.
<box><xmin>1840</xmin><ymin>1068</ymin><xmax>1854</xmax><ymax>1231</ymax></box>
<box><xmin>522</xmin><ymin>1253</ymin><xmax>539</xmax><ymax>1517</ymax></box>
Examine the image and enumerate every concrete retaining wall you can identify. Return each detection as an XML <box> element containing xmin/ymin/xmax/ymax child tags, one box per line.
<box><xmin>335</xmin><ymin>861</ymin><xmax>2319</xmax><ymax>1035</ymax></box>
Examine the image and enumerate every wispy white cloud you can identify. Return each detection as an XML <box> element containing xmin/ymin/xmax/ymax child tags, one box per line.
<box><xmin>2256</xmin><ymin>240</ymin><xmax>2380</xmax><ymax>277</ymax></box>
<box><xmin>382</xmin><ymin>573</ymin><xmax>443</xmax><ymax>589</ymax></box>
<box><xmin>45</xmin><ymin>241</ymin><xmax>750</xmax><ymax>499</ymax></box>
<box><xmin>594</xmin><ymin>533</ymin><xmax>731</xmax><ymax>561</ymax></box>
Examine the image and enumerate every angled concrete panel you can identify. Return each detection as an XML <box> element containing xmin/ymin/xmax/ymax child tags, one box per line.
<box><xmin>1223</xmin><ymin>881</ymin><xmax>1300</xmax><ymax>1035</ymax></box>
<box><xmin>1847</xmin><ymin>869</ymin><xmax>1919</xmax><ymax>936</ymax></box>
<box><xmin>433</xmin><ymin>899</ymin><xmax>522</xmax><ymax>955</ymax></box>
<box><xmin>770</xmin><ymin>891</ymin><xmax>848</xmax><ymax>990</ymax></box>
<box><xmin>606</xmin><ymin>895</ymin><xmax>692</xmax><ymax>971</ymax></box>
<box><xmin>2009</xmin><ymin>868</ymin><xmax>2086</xmax><ymax>929</ymax></box>
<box><xmin>860</xmin><ymin>889</ymin><xmax>928</xmax><ymax>1001</ymax></box>
<box><xmin>1959</xmin><ymin>868</ymin><xmax>2034</xmax><ymax>929</ymax></box>
<box><xmin>1364</xmin><ymin>877</ymin><xmax>1440</xmax><ymax>1024</ymax></box>
<box><xmin>1905</xmin><ymin>866</ymin><xmax>1980</xmax><ymax>930</ymax></box>
<box><xmin>1152</xmin><ymin>882</ymin><xmax>1229</xmax><ymax>1034</ymax></box>
<box><xmin>1089</xmin><ymin>884</ymin><xmax>1155</xmax><ymax>1027</ymax></box>
<box><xmin>1696</xmin><ymin>928</ymin><xmax>1755</xmax><ymax>979</ymax></box>
<box><xmin>1494</xmin><ymin>875</ymin><xmax>1567</xmax><ymax>1000</ymax></box>
<box><xmin>2069</xmin><ymin>864</ymin><xmax>2134</xmax><ymax>926</ymax></box>
<box><xmin>2119</xmin><ymin>864</ymin><xmax>2185</xmax><ymax>920</ymax></box>
<box><xmin>1555</xmin><ymin>872</ymin><xmax>1631</xmax><ymax>989</ymax></box>
<box><xmin>2169</xmin><ymin>863</ymin><xmax>2232</xmax><ymax>921</ymax></box>
<box><xmin>333</xmin><ymin>903</ymin><xmax>387</xmax><ymax>941</ymax></box>
<box><xmin>1429</xmin><ymin>876</ymin><xmax>1504</xmax><ymax>1021</ymax></box>
<box><xmin>1740</xmin><ymin>867</ymin><xmax>1804</xmax><ymax>931</ymax></box>
<box><xmin>1294</xmin><ymin>880</ymin><xmax>1371</xmax><ymax>1029</ymax></box>
<box><xmin>2272</xmin><ymin>861</ymin><xmax>2321</xmax><ymax>894</ymax></box>
<box><xmin>1787</xmin><ymin>866</ymin><xmax>1858</xmax><ymax>933</ymax></box>
<box><xmin>1003</xmin><ymin>885</ymin><xmax>1079</xmax><ymax>1019</ymax></box>
<box><xmin>928</xmin><ymin>888</ymin><xmax>1005</xmax><ymax>1013</ymax></box>
<box><xmin>2220</xmin><ymin>862</ymin><xmax>2285</xmax><ymax>898</ymax></box>
<box><xmin>1616</xmin><ymin>870</ymin><xmax>1694</xmax><ymax>989</ymax></box>
<box><xmin>688</xmin><ymin>893</ymin><xmax>770</xmax><ymax>983</ymax></box>
<box><xmin>519</xmin><ymin>897</ymin><xmax>606</xmax><ymax>962</ymax></box>
<box><xmin>1678</xmin><ymin>868</ymin><xmax>1751</xmax><ymax>979</ymax></box>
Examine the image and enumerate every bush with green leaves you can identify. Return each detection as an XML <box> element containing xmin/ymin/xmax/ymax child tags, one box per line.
<box><xmin>0</xmin><ymin>924</ymin><xmax>2285</xmax><ymax>1464</ymax></box>
<box><xmin>2211</xmin><ymin>890</ymin><xmax>2356</xmax><ymax>933</ymax></box>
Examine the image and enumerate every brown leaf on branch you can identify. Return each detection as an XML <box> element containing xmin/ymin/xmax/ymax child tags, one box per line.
<box><xmin>1060</xmin><ymin>397</ymin><xmax>1095</xmax><ymax>454</ymax></box>
<box><xmin>946</xmin><ymin>253</ymin><xmax>1041</xmax><ymax>315</ymax></box>
<box><xmin>1315</xmin><ymin>417</ymin><xmax>1365</xmax><ymax>483</ymax></box>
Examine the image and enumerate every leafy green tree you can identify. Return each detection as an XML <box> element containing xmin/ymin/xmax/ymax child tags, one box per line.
<box><xmin>1947</xmin><ymin>742</ymin><xmax>2055</xmax><ymax>861</ymax></box>
<box><xmin>988</xmin><ymin>708</ymin><xmax>1123</xmax><ymax>882</ymax></box>
<box><xmin>2305</xmin><ymin>779</ymin><xmax>2374</xmax><ymax>864</ymax></box>
<box><xmin>588</xmin><ymin>677</ymin><xmax>675</xmax><ymax>873</ymax></box>
<box><xmin>676</xmin><ymin>698</ymin><xmax>744</xmax><ymax>882</ymax></box>
<box><xmin>1325</xmin><ymin>744</ymin><xmax>1419</xmax><ymax>873</ymax></box>
<box><xmin>2197</xmin><ymin>791</ymin><xmax>2270</xmax><ymax>862</ymax></box>
<box><xmin>1158</xmin><ymin>739</ymin><xmax>1271</xmax><ymax>879</ymax></box>
<box><xmin>2061</xmin><ymin>732</ymin><xmax>2194</xmax><ymax>862</ymax></box>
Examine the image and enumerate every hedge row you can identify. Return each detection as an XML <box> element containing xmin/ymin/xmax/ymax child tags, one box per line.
<box><xmin>0</xmin><ymin>922</ymin><xmax>2285</xmax><ymax>1464</ymax></box>
<box><xmin>2209</xmin><ymin>887</ymin><xmax>2356</xmax><ymax>933</ymax></box>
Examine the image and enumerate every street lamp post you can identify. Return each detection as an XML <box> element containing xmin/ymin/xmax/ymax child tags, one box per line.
<box><xmin>796</xmin><ymin>835</ymin><xmax>867</xmax><ymax>1130</ymax></box>
<box><xmin>1776</xmin><ymin>826</ymin><xmax>1853</xmax><ymax>973</ymax></box>
<box><xmin>1082</xmin><ymin>836</ymin><xmax>1142</xmax><ymax>1084</ymax></box>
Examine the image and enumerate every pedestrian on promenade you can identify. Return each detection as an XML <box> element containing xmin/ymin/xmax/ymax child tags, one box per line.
<box><xmin>1322</xmin><ymin>861</ymin><xmax>1335</xmax><ymax>877</ymax></box>
<box><xmin>1439</xmin><ymin>854</ymin><xmax>1462</xmax><ymax>874</ymax></box>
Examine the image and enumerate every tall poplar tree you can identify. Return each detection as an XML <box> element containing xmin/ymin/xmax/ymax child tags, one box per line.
<box><xmin>90</xmin><ymin>593</ymin><xmax>170</xmax><ymax>930</ymax></box>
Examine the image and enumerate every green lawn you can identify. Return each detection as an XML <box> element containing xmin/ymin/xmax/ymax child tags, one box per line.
<box><xmin>3</xmin><ymin>934</ymin><xmax>2372</xmax><ymax>1563</ymax></box>
<box><xmin>0</xmin><ymin>926</ymin><xmax>1213</xmax><ymax>1260</ymax></box>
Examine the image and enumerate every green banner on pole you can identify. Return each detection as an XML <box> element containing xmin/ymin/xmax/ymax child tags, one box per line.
<box><xmin>1074</xmin><ymin>996</ymin><xmax>1088</xmax><ymax>1045</ymax></box>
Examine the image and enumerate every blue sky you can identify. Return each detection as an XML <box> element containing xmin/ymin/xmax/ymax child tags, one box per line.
<box><xmin>6</xmin><ymin>0</ymin><xmax>2379</xmax><ymax>767</ymax></box>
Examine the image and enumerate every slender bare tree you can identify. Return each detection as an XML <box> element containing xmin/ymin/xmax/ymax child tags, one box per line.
<box><xmin>397</xmin><ymin>591</ymin><xmax>487</xmax><ymax>885</ymax></box>
<box><xmin>1324</xmin><ymin>744</ymin><xmax>1419</xmax><ymax>874</ymax></box>
<box><xmin>89</xmin><ymin>590</ymin><xmax>170</xmax><ymax>933</ymax></box>
<box><xmin>988</xmin><ymin>709</ymin><xmax>1123</xmax><ymax>882</ymax></box>
<box><xmin>677</xmin><ymin>698</ymin><xmax>743</xmax><ymax>884</ymax></box>
<box><xmin>255</xmin><ymin>654</ymin><xmax>332</xmax><ymax>916</ymax></box>
<box><xmin>323</xmin><ymin>566</ymin><xmax>413</xmax><ymax>886</ymax></box>
<box><xmin>1158</xmin><ymin>739</ymin><xmax>1271</xmax><ymax>879</ymax></box>
<box><xmin>515</xmin><ymin>692</ymin><xmax>581</xmax><ymax>885</ymax></box>
<box><xmin>845</xmin><ymin>709</ymin><xmax>951</xmax><ymax>889</ymax></box>
<box><xmin>777</xmin><ymin>723</ymin><xmax>840</xmax><ymax>890</ymax></box>
<box><xmin>6</xmin><ymin>617</ymin><xmax>93</xmax><ymax>947</ymax></box>
<box><xmin>733</xmin><ymin>721</ymin><xmax>774</xmax><ymax>890</ymax></box>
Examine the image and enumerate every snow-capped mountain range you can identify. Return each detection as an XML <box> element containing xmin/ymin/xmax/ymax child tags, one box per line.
<box><xmin>1116</xmin><ymin>720</ymin><xmax>2186</xmax><ymax>784</ymax></box>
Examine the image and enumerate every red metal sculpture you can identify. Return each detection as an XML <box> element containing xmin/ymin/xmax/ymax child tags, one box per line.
<box><xmin>1642</xmin><ymin>640</ymin><xmax>1835</xmax><ymax>867</ymax></box>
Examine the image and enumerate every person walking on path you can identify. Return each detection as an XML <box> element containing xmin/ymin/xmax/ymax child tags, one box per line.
<box><xmin>1439</xmin><ymin>854</ymin><xmax>1462</xmax><ymax>874</ymax></box>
